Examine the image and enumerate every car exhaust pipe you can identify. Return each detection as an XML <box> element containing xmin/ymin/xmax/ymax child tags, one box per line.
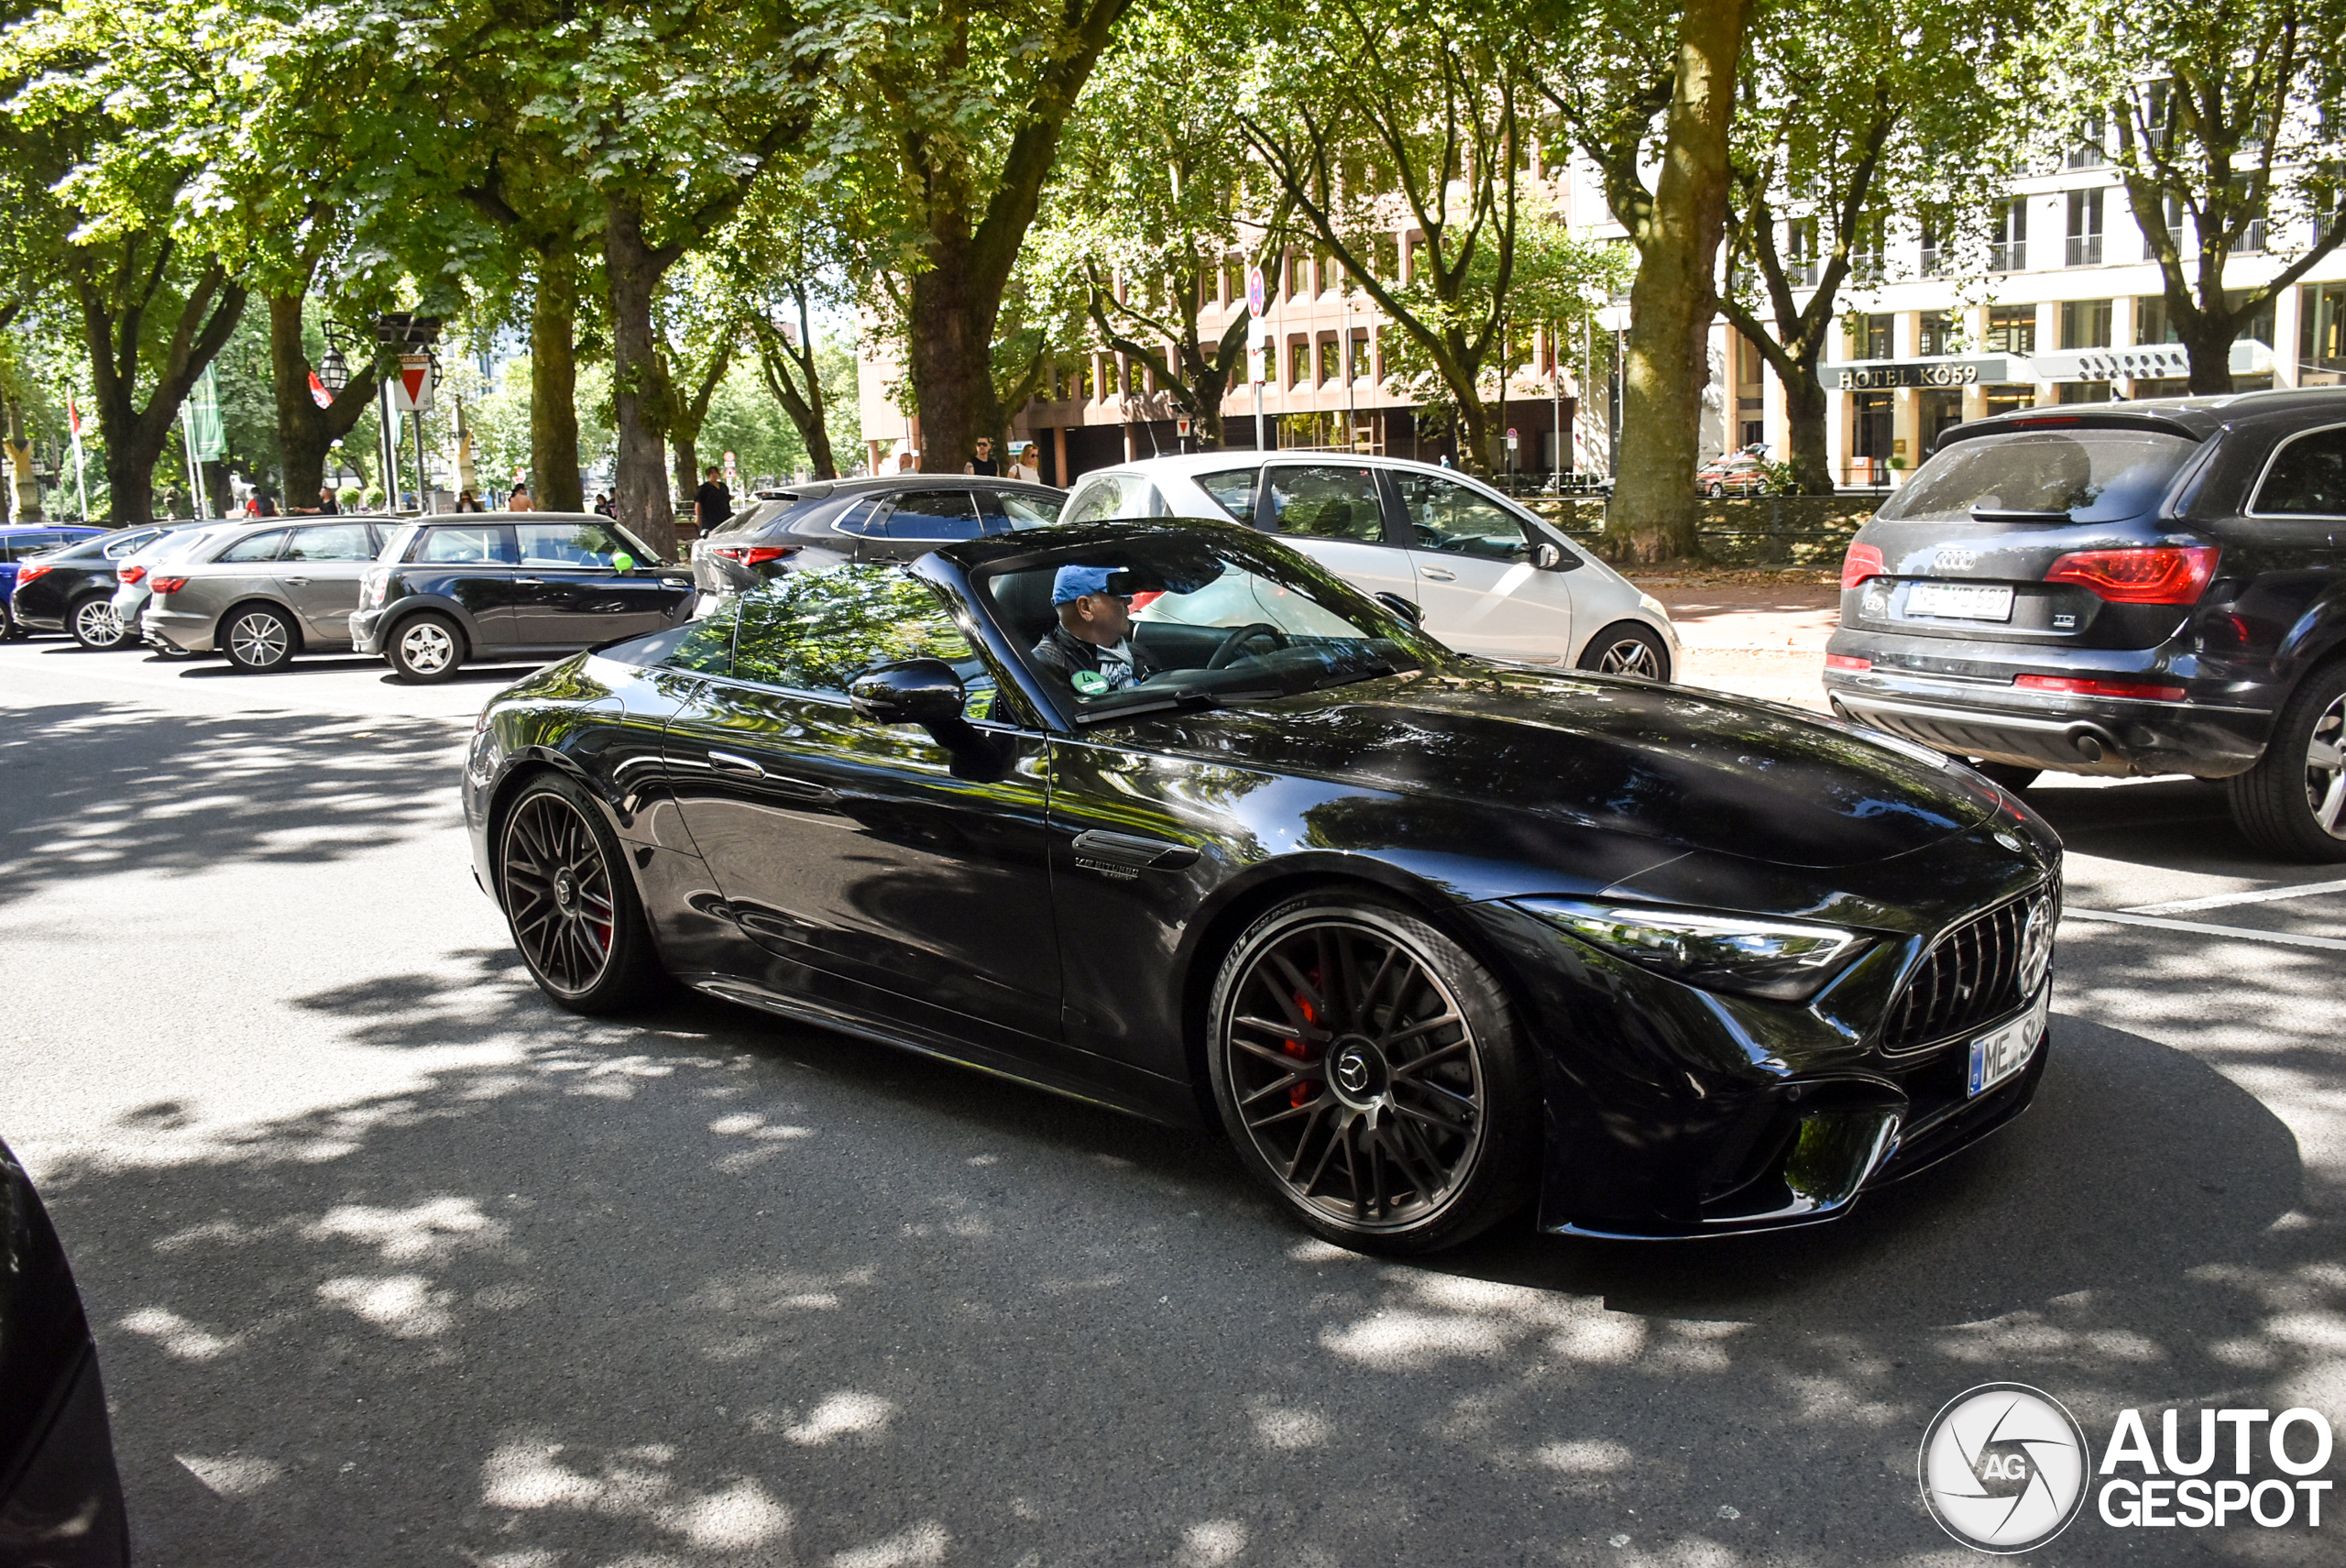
<box><xmin>2066</xmin><ymin>722</ymin><xmax>2123</xmax><ymax>763</ymax></box>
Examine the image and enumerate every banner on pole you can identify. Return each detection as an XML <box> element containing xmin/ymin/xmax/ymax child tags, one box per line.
<box><xmin>185</xmin><ymin>366</ymin><xmax>226</xmax><ymax>462</ymax></box>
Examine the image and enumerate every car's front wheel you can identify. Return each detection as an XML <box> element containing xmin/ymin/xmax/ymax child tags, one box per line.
<box><xmin>1577</xmin><ymin>621</ymin><xmax>1672</xmax><ymax>682</ymax></box>
<box><xmin>70</xmin><ymin>596</ymin><xmax>131</xmax><ymax>651</ymax></box>
<box><xmin>221</xmin><ymin>604</ymin><xmax>299</xmax><ymax>672</ymax></box>
<box><xmin>2230</xmin><ymin>661</ymin><xmax>2346</xmax><ymax>861</ymax></box>
<box><xmin>388</xmin><ymin>612</ymin><xmax>464</xmax><ymax>683</ymax></box>
<box><xmin>497</xmin><ymin>772</ymin><xmax>666</xmax><ymax>1013</ymax></box>
<box><xmin>1206</xmin><ymin>895</ymin><xmax>1539</xmax><ymax>1255</ymax></box>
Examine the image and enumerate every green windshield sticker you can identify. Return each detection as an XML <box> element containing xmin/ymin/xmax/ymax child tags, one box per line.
<box><xmin>1071</xmin><ymin>669</ymin><xmax>1109</xmax><ymax>695</ymax></box>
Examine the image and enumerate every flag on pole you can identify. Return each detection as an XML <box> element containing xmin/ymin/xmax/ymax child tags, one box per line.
<box><xmin>308</xmin><ymin>370</ymin><xmax>334</xmax><ymax>410</ymax></box>
<box><xmin>185</xmin><ymin>365</ymin><xmax>226</xmax><ymax>461</ymax></box>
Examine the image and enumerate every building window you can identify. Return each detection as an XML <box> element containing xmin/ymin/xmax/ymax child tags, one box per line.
<box><xmin>1986</xmin><ymin>305</ymin><xmax>2037</xmax><ymax>356</ymax></box>
<box><xmin>2067</xmin><ymin>110</ymin><xmax>2107</xmax><ymax>169</ymax></box>
<box><xmin>1918</xmin><ymin>310</ymin><xmax>1958</xmax><ymax>356</ymax></box>
<box><xmin>1405</xmin><ymin>234</ymin><xmax>1426</xmax><ymax>283</ymax></box>
<box><xmin>1318</xmin><ymin>337</ymin><xmax>1340</xmax><ymax>383</ymax></box>
<box><xmin>2057</xmin><ymin>380</ymin><xmax>2112</xmax><ymax>404</ymax></box>
<box><xmin>1785</xmin><ymin>217</ymin><xmax>1818</xmax><ymax>286</ymax></box>
<box><xmin>1349</xmin><ymin>330</ymin><xmax>1371</xmax><ymax>381</ymax></box>
<box><xmin>1990</xmin><ymin>200</ymin><xmax>2027</xmax><ymax>272</ymax></box>
<box><xmin>1919</xmin><ymin>389</ymin><xmax>1965</xmax><ymax>451</ymax></box>
<box><xmin>1288</xmin><ymin>339</ymin><xmax>1310</xmax><ymax>388</ymax></box>
<box><xmin>2061</xmin><ymin>300</ymin><xmax>2113</xmax><ymax>349</ymax></box>
<box><xmin>1847</xmin><ymin>214</ymin><xmax>1886</xmax><ymax>285</ymax></box>
<box><xmin>2066</xmin><ymin>189</ymin><xmax>2104</xmax><ymax>267</ymax></box>
<box><xmin>1286</xmin><ymin>251</ymin><xmax>1309</xmax><ymax>300</ymax></box>
<box><xmin>1920</xmin><ymin>223</ymin><xmax>1946</xmax><ymax>278</ymax></box>
<box><xmin>1985</xmin><ymin>383</ymin><xmax>2037</xmax><ymax>415</ymax></box>
<box><xmin>1851</xmin><ymin>313</ymin><xmax>1893</xmax><ymax>360</ymax></box>
<box><xmin>2137</xmin><ymin>291</ymin><xmax>2275</xmax><ymax>348</ymax></box>
<box><xmin>2302</xmin><ymin>282</ymin><xmax>2346</xmax><ymax>384</ymax></box>
<box><xmin>1077</xmin><ymin>357</ymin><xmax>1097</xmax><ymax>400</ymax></box>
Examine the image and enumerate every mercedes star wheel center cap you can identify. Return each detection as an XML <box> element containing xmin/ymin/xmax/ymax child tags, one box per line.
<box><xmin>554</xmin><ymin>872</ymin><xmax>576</xmax><ymax>909</ymax></box>
<box><xmin>1329</xmin><ymin>1037</ymin><xmax>1389</xmax><ymax>1106</ymax></box>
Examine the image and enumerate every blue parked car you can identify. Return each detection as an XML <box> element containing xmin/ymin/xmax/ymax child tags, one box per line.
<box><xmin>0</xmin><ymin>523</ymin><xmax>106</xmax><ymax>639</ymax></box>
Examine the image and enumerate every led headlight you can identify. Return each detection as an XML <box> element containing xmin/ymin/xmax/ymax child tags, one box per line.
<box><xmin>1518</xmin><ymin>899</ymin><xmax>1871</xmax><ymax>1003</ymax></box>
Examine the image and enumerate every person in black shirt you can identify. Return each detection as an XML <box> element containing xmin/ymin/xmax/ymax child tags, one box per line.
<box><xmin>964</xmin><ymin>437</ymin><xmax>999</xmax><ymax>477</ymax></box>
<box><xmin>1028</xmin><ymin>565</ymin><xmax>1158</xmax><ymax>696</ymax></box>
<box><xmin>694</xmin><ymin>466</ymin><xmax>732</xmax><ymax>534</ymax></box>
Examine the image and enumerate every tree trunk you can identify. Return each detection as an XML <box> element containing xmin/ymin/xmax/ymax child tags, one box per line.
<box><xmin>604</xmin><ymin>195</ymin><xmax>677</xmax><ymax>558</ymax></box>
<box><xmin>4</xmin><ymin>399</ymin><xmax>40</xmax><ymax>522</ymax></box>
<box><xmin>1781</xmin><ymin>367</ymin><xmax>1833</xmax><ymax>494</ymax></box>
<box><xmin>268</xmin><ymin>293</ymin><xmax>384</xmax><ymax>511</ymax></box>
<box><xmin>2184</xmin><ymin>312</ymin><xmax>2236</xmax><ymax>394</ymax></box>
<box><xmin>672</xmin><ymin>438</ymin><xmax>700</xmax><ymax>517</ymax></box>
<box><xmin>904</xmin><ymin>232</ymin><xmax>1001</xmax><ymax>477</ymax></box>
<box><xmin>530</xmin><ymin>256</ymin><xmax>585</xmax><ymax>512</ymax></box>
<box><xmin>1604</xmin><ymin>0</ymin><xmax>1750</xmax><ymax>563</ymax></box>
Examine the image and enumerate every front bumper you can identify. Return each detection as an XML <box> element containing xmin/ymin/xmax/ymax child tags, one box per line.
<box><xmin>1823</xmin><ymin>666</ymin><xmax>2270</xmax><ymax>778</ymax></box>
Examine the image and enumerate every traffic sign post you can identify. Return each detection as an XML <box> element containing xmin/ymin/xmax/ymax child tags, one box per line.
<box><xmin>1246</xmin><ymin>267</ymin><xmax>1266</xmax><ymax>318</ymax></box>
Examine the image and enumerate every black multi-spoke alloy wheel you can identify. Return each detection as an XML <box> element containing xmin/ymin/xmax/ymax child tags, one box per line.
<box><xmin>222</xmin><ymin>603</ymin><xmax>298</xmax><ymax>672</ymax></box>
<box><xmin>388</xmin><ymin>611</ymin><xmax>465</xmax><ymax>683</ymax></box>
<box><xmin>70</xmin><ymin>594</ymin><xmax>132</xmax><ymax>651</ymax></box>
<box><xmin>1576</xmin><ymin>620</ymin><xmax>1671</xmax><ymax>683</ymax></box>
<box><xmin>2229</xmin><ymin>660</ymin><xmax>2346</xmax><ymax>862</ymax></box>
<box><xmin>1207</xmin><ymin>896</ymin><xmax>1538</xmax><ymax>1254</ymax></box>
<box><xmin>497</xmin><ymin>772</ymin><xmax>666</xmax><ymax>1013</ymax></box>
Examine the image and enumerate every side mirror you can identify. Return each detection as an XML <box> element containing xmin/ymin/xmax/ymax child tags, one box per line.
<box><xmin>850</xmin><ymin>658</ymin><xmax>968</xmax><ymax>726</ymax></box>
<box><xmin>1374</xmin><ymin>591</ymin><xmax>1424</xmax><ymax>626</ymax></box>
<box><xmin>1532</xmin><ymin>541</ymin><xmax>1579</xmax><ymax>571</ymax></box>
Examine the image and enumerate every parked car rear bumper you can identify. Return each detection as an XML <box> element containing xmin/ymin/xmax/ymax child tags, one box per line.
<box><xmin>140</xmin><ymin>606</ymin><xmax>214</xmax><ymax>652</ymax></box>
<box><xmin>1824</xmin><ymin>669</ymin><xmax>2272</xmax><ymax>778</ymax></box>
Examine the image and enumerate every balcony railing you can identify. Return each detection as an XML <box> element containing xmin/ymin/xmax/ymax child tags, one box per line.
<box><xmin>1990</xmin><ymin>241</ymin><xmax>2025</xmax><ymax>272</ymax></box>
<box><xmin>2066</xmin><ymin>235</ymin><xmax>2103</xmax><ymax>267</ymax></box>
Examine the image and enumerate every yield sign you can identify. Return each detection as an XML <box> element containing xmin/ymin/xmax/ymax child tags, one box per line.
<box><xmin>390</xmin><ymin>353</ymin><xmax>434</xmax><ymax>413</ymax></box>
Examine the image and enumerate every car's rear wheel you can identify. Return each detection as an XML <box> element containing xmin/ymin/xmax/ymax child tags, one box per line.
<box><xmin>1578</xmin><ymin>621</ymin><xmax>1672</xmax><ymax>682</ymax></box>
<box><xmin>221</xmin><ymin>604</ymin><xmax>299</xmax><ymax>672</ymax></box>
<box><xmin>1206</xmin><ymin>896</ymin><xmax>1539</xmax><ymax>1255</ymax></box>
<box><xmin>388</xmin><ymin>612</ymin><xmax>464</xmax><ymax>683</ymax></box>
<box><xmin>498</xmin><ymin>773</ymin><xmax>665</xmax><ymax>1013</ymax></box>
<box><xmin>70</xmin><ymin>596</ymin><xmax>130</xmax><ymax>651</ymax></box>
<box><xmin>2229</xmin><ymin>662</ymin><xmax>2346</xmax><ymax>862</ymax></box>
<box><xmin>1970</xmin><ymin>761</ymin><xmax>2043</xmax><ymax>792</ymax></box>
<box><xmin>0</xmin><ymin>599</ymin><xmax>16</xmax><ymax>641</ymax></box>
<box><xmin>1707</xmin><ymin>482</ymin><xmax>1725</xmax><ymax>498</ymax></box>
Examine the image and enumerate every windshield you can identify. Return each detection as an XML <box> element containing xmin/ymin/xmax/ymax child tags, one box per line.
<box><xmin>979</xmin><ymin>530</ymin><xmax>1439</xmax><ymax>719</ymax></box>
<box><xmin>1879</xmin><ymin>428</ymin><xmax>2199</xmax><ymax>522</ymax></box>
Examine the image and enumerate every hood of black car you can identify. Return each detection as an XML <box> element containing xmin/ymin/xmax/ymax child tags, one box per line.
<box><xmin>1138</xmin><ymin>667</ymin><xmax>1995</xmax><ymax>870</ymax></box>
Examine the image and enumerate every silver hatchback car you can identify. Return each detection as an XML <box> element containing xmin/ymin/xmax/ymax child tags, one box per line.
<box><xmin>140</xmin><ymin>516</ymin><xmax>400</xmax><ymax>671</ymax></box>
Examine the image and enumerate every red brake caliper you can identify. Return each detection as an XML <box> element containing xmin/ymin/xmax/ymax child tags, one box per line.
<box><xmin>1287</xmin><ymin>977</ymin><xmax>1318</xmax><ymax>1107</ymax></box>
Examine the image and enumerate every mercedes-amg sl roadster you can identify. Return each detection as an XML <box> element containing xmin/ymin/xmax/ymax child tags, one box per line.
<box><xmin>462</xmin><ymin>520</ymin><xmax>2060</xmax><ymax>1254</ymax></box>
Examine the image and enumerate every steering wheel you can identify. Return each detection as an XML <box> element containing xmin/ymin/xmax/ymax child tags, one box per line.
<box><xmin>1207</xmin><ymin>622</ymin><xmax>1288</xmax><ymax>670</ymax></box>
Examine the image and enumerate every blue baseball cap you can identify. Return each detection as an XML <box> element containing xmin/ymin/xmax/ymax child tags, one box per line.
<box><xmin>1051</xmin><ymin>565</ymin><xmax>1127</xmax><ymax>605</ymax></box>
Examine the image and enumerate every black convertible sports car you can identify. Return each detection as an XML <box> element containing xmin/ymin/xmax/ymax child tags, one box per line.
<box><xmin>464</xmin><ymin>519</ymin><xmax>2061</xmax><ymax>1252</ymax></box>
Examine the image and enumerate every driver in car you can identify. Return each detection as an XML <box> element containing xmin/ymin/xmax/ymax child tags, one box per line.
<box><xmin>1030</xmin><ymin>565</ymin><xmax>1161</xmax><ymax>696</ymax></box>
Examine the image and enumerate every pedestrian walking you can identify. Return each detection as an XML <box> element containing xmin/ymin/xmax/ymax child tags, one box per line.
<box><xmin>455</xmin><ymin>488</ymin><xmax>484</xmax><ymax>512</ymax></box>
<box><xmin>592</xmin><ymin>492</ymin><xmax>616</xmax><ymax>518</ymax></box>
<box><xmin>509</xmin><ymin>484</ymin><xmax>534</xmax><ymax>512</ymax></box>
<box><xmin>693</xmin><ymin>466</ymin><xmax>732</xmax><ymax>534</ymax></box>
<box><xmin>315</xmin><ymin>488</ymin><xmax>339</xmax><ymax>515</ymax></box>
<box><xmin>1011</xmin><ymin>443</ymin><xmax>1042</xmax><ymax>483</ymax></box>
<box><xmin>965</xmin><ymin>437</ymin><xmax>999</xmax><ymax>476</ymax></box>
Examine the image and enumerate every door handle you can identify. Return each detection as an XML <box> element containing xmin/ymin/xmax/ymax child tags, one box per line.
<box><xmin>1420</xmin><ymin>566</ymin><xmax>1457</xmax><ymax>581</ymax></box>
<box><xmin>282</xmin><ymin>576</ymin><xmax>311</xmax><ymax>586</ymax></box>
<box><xmin>513</xmin><ymin>576</ymin><xmax>543</xmax><ymax>584</ymax></box>
<box><xmin>707</xmin><ymin>750</ymin><xmax>767</xmax><ymax>778</ymax></box>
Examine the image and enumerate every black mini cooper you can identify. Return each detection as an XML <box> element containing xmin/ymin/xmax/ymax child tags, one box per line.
<box><xmin>1825</xmin><ymin>388</ymin><xmax>2346</xmax><ymax>860</ymax></box>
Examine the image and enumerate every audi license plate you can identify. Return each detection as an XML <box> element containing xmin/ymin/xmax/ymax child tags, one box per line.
<box><xmin>1968</xmin><ymin>988</ymin><xmax>2049</xmax><ymax>1097</ymax></box>
<box><xmin>1907</xmin><ymin>582</ymin><xmax>2015</xmax><ymax>621</ymax></box>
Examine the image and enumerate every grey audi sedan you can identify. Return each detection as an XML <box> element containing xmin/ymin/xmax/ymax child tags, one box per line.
<box><xmin>139</xmin><ymin>516</ymin><xmax>401</xmax><ymax>671</ymax></box>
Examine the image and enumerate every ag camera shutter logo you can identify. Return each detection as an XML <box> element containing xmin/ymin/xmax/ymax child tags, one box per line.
<box><xmin>1919</xmin><ymin>1383</ymin><xmax>2092</xmax><ymax>1552</ymax></box>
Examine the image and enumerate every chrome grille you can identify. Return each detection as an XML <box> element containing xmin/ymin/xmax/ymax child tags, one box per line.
<box><xmin>1882</xmin><ymin>889</ymin><xmax>2048</xmax><ymax>1053</ymax></box>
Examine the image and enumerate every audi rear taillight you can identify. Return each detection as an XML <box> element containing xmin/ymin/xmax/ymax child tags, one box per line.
<box><xmin>14</xmin><ymin>564</ymin><xmax>52</xmax><ymax>588</ymax></box>
<box><xmin>712</xmin><ymin>544</ymin><xmax>796</xmax><ymax>566</ymax></box>
<box><xmin>2015</xmin><ymin>674</ymin><xmax>2187</xmax><ymax>701</ymax></box>
<box><xmin>1825</xmin><ymin>653</ymin><xmax>1871</xmax><ymax>672</ymax></box>
<box><xmin>1841</xmin><ymin>543</ymin><xmax>1886</xmax><ymax>590</ymax></box>
<box><xmin>2043</xmin><ymin>546</ymin><xmax>2217</xmax><ymax>605</ymax></box>
<box><xmin>118</xmin><ymin>564</ymin><xmax>147</xmax><ymax>586</ymax></box>
<box><xmin>149</xmin><ymin>576</ymin><xmax>188</xmax><ymax>595</ymax></box>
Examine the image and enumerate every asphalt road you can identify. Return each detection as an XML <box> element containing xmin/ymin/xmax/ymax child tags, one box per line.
<box><xmin>0</xmin><ymin>634</ymin><xmax>2340</xmax><ymax>1567</ymax></box>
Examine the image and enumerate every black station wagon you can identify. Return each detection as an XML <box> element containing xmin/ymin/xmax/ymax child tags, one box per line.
<box><xmin>351</xmin><ymin>512</ymin><xmax>696</xmax><ymax>682</ymax></box>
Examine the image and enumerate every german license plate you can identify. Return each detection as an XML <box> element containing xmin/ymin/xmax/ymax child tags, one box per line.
<box><xmin>1968</xmin><ymin>988</ymin><xmax>2049</xmax><ymax>1097</ymax></box>
<box><xmin>1907</xmin><ymin>583</ymin><xmax>2015</xmax><ymax>621</ymax></box>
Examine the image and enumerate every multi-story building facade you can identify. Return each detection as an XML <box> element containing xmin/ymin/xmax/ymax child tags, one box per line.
<box><xmin>856</xmin><ymin>137</ymin><xmax>2346</xmax><ymax>488</ymax></box>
